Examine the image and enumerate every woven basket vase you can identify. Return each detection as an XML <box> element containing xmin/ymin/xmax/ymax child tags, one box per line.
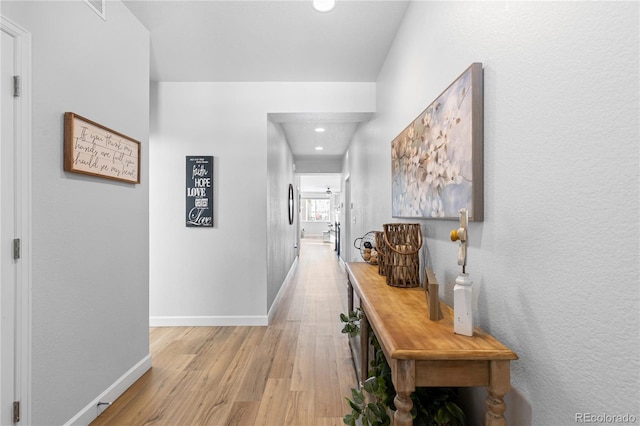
<box><xmin>382</xmin><ymin>223</ymin><xmax>423</xmax><ymax>288</ymax></box>
<box><xmin>374</xmin><ymin>231</ymin><xmax>387</xmax><ymax>276</ymax></box>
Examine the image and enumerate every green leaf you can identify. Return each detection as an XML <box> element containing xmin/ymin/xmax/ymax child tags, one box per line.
<box><xmin>363</xmin><ymin>376</ymin><xmax>379</xmax><ymax>394</ymax></box>
<box><xmin>352</xmin><ymin>388</ymin><xmax>365</xmax><ymax>405</ymax></box>
<box><xmin>340</xmin><ymin>313</ymin><xmax>349</xmax><ymax>322</ymax></box>
<box><xmin>445</xmin><ymin>401</ymin><xmax>466</xmax><ymax>424</ymax></box>
<box><xmin>363</xmin><ymin>404</ymin><xmax>378</xmax><ymax>423</ymax></box>
<box><xmin>370</xmin><ymin>402</ymin><xmax>381</xmax><ymax>417</ymax></box>
<box><xmin>381</xmin><ymin>411</ymin><xmax>391</xmax><ymax>426</ymax></box>
<box><xmin>343</xmin><ymin>413</ymin><xmax>355</xmax><ymax>426</ymax></box>
<box><xmin>346</xmin><ymin>397</ymin><xmax>362</xmax><ymax>414</ymax></box>
<box><xmin>434</xmin><ymin>406</ymin><xmax>453</xmax><ymax>425</ymax></box>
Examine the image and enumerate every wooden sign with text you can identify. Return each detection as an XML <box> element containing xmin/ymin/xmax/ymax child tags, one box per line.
<box><xmin>64</xmin><ymin>112</ymin><xmax>141</xmax><ymax>184</ymax></box>
<box><xmin>186</xmin><ymin>156</ymin><xmax>214</xmax><ymax>227</ymax></box>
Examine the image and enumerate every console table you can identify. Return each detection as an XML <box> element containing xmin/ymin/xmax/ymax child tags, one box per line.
<box><xmin>346</xmin><ymin>262</ymin><xmax>518</xmax><ymax>426</ymax></box>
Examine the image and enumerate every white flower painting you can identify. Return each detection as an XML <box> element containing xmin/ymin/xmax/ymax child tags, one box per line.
<box><xmin>391</xmin><ymin>63</ymin><xmax>483</xmax><ymax>221</ymax></box>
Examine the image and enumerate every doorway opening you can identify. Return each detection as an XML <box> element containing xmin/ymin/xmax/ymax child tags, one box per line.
<box><xmin>297</xmin><ymin>173</ymin><xmax>341</xmax><ymax>254</ymax></box>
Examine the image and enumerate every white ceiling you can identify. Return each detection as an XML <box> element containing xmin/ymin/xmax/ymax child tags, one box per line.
<box><xmin>269</xmin><ymin>112</ymin><xmax>373</xmax><ymax>157</ymax></box>
<box><xmin>123</xmin><ymin>0</ymin><xmax>409</xmax><ymax>82</ymax></box>
<box><xmin>122</xmin><ymin>0</ymin><xmax>408</xmax><ymax>182</ymax></box>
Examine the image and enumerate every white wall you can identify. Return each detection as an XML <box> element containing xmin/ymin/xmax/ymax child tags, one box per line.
<box><xmin>266</xmin><ymin>120</ymin><xmax>296</xmax><ymax>311</ymax></box>
<box><xmin>347</xmin><ymin>1</ymin><xmax>639</xmax><ymax>424</ymax></box>
<box><xmin>296</xmin><ymin>156</ymin><xmax>343</xmax><ymax>173</ymax></box>
<box><xmin>150</xmin><ymin>82</ymin><xmax>374</xmax><ymax>325</ymax></box>
<box><xmin>2</xmin><ymin>1</ymin><xmax>150</xmax><ymax>424</ymax></box>
<box><xmin>341</xmin><ymin>130</ymin><xmax>373</xmax><ymax>263</ymax></box>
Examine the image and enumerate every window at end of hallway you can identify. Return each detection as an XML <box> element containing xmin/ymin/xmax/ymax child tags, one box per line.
<box><xmin>301</xmin><ymin>199</ymin><xmax>330</xmax><ymax>222</ymax></box>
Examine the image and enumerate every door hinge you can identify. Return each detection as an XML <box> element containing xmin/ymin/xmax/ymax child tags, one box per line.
<box><xmin>13</xmin><ymin>401</ymin><xmax>20</xmax><ymax>423</ymax></box>
<box><xmin>13</xmin><ymin>75</ymin><xmax>21</xmax><ymax>98</ymax></box>
<box><xmin>13</xmin><ymin>238</ymin><xmax>21</xmax><ymax>260</ymax></box>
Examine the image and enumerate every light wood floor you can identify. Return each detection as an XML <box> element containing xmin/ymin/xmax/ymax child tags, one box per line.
<box><xmin>91</xmin><ymin>239</ymin><xmax>356</xmax><ymax>426</ymax></box>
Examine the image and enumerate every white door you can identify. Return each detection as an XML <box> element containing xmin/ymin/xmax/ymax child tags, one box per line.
<box><xmin>1</xmin><ymin>26</ymin><xmax>18</xmax><ymax>425</ymax></box>
<box><xmin>1</xmin><ymin>17</ymin><xmax>30</xmax><ymax>425</ymax></box>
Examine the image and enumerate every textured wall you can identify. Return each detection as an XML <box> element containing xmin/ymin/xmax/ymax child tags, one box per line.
<box><xmin>266</xmin><ymin>121</ymin><xmax>296</xmax><ymax>311</ymax></box>
<box><xmin>2</xmin><ymin>1</ymin><xmax>150</xmax><ymax>424</ymax></box>
<box><xmin>347</xmin><ymin>1</ymin><xmax>639</xmax><ymax>424</ymax></box>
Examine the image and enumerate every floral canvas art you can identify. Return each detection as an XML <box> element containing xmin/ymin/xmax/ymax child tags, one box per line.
<box><xmin>391</xmin><ymin>63</ymin><xmax>484</xmax><ymax>221</ymax></box>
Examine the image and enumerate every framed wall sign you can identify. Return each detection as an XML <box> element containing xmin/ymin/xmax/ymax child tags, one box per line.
<box><xmin>186</xmin><ymin>156</ymin><xmax>214</xmax><ymax>227</ymax></box>
<box><xmin>64</xmin><ymin>112</ymin><xmax>141</xmax><ymax>184</ymax></box>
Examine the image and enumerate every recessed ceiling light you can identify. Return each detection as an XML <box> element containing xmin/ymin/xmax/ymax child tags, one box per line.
<box><xmin>312</xmin><ymin>0</ymin><xmax>335</xmax><ymax>13</ymax></box>
<box><xmin>315</xmin><ymin>127</ymin><xmax>325</xmax><ymax>133</ymax></box>
<box><xmin>315</xmin><ymin>146</ymin><xmax>324</xmax><ymax>150</ymax></box>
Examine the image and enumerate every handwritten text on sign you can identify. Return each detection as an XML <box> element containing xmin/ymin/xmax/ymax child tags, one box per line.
<box><xmin>64</xmin><ymin>112</ymin><xmax>140</xmax><ymax>184</ymax></box>
<box><xmin>186</xmin><ymin>156</ymin><xmax>214</xmax><ymax>227</ymax></box>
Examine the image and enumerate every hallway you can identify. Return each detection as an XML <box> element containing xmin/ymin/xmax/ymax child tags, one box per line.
<box><xmin>91</xmin><ymin>239</ymin><xmax>355</xmax><ymax>425</ymax></box>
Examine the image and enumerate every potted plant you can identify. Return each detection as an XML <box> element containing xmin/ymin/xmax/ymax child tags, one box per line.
<box><xmin>340</xmin><ymin>311</ymin><xmax>466</xmax><ymax>426</ymax></box>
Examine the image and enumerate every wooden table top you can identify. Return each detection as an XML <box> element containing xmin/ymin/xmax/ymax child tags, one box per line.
<box><xmin>346</xmin><ymin>262</ymin><xmax>518</xmax><ymax>362</ymax></box>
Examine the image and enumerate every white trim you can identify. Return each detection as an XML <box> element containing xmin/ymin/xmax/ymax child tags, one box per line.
<box><xmin>267</xmin><ymin>256</ymin><xmax>299</xmax><ymax>324</ymax></box>
<box><xmin>64</xmin><ymin>354</ymin><xmax>152</xmax><ymax>426</ymax></box>
<box><xmin>1</xmin><ymin>16</ymin><xmax>33</xmax><ymax>426</ymax></box>
<box><xmin>83</xmin><ymin>0</ymin><xmax>106</xmax><ymax>21</ymax></box>
<box><xmin>150</xmin><ymin>315</ymin><xmax>268</xmax><ymax>327</ymax></box>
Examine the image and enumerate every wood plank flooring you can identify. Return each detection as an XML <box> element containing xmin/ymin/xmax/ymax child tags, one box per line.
<box><xmin>91</xmin><ymin>239</ymin><xmax>355</xmax><ymax>426</ymax></box>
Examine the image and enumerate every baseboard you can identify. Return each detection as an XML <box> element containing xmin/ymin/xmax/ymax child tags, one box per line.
<box><xmin>149</xmin><ymin>315</ymin><xmax>268</xmax><ymax>326</ymax></box>
<box><xmin>338</xmin><ymin>256</ymin><xmax>346</xmax><ymax>269</ymax></box>
<box><xmin>267</xmin><ymin>256</ymin><xmax>299</xmax><ymax>324</ymax></box>
<box><xmin>64</xmin><ymin>354</ymin><xmax>152</xmax><ymax>426</ymax></box>
<box><xmin>149</xmin><ymin>258</ymin><xmax>300</xmax><ymax>328</ymax></box>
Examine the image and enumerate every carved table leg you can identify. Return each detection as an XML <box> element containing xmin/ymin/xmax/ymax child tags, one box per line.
<box><xmin>347</xmin><ymin>276</ymin><xmax>353</xmax><ymax>313</ymax></box>
<box><xmin>360</xmin><ymin>311</ymin><xmax>369</xmax><ymax>385</ymax></box>
<box><xmin>393</xmin><ymin>359</ymin><xmax>415</xmax><ymax>426</ymax></box>
<box><xmin>485</xmin><ymin>360</ymin><xmax>510</xmax><ymax>426</ymax></box>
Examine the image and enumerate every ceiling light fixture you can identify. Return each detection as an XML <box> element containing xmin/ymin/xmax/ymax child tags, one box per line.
<box><xmin>314</xmin><ymin>127</ymin><xmax>325</xmax><ymax>133</ymax></box>
<box><xmin>315</xmin><ymin>146</ymin><xmax>324</xmax><ymax>150</ymax></box>
<box><xmin>312</xmin><ymin>0</ymin><xmax>335</xmax><ymax>12</ymax></box>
